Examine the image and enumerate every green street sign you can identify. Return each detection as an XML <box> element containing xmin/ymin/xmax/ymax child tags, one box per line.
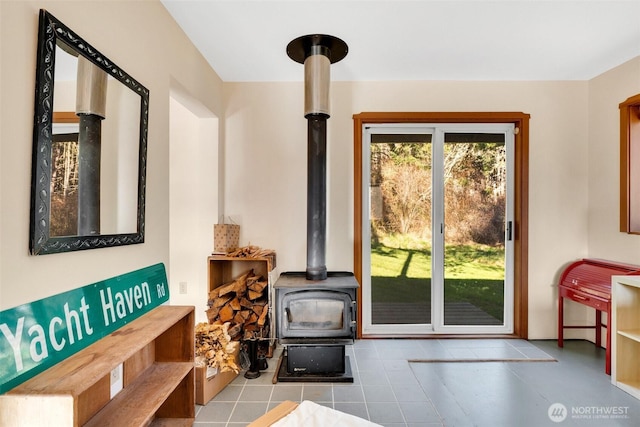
<box><xmin>0</xmin><ymin>263</ymin><xmax>169</xmax><ymax>394</ymax></box>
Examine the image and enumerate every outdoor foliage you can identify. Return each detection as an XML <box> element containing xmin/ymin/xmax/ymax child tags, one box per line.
<box><xmin>371</xmin><ymin>140</ymin><xmax>506</xmax><ymax>245</ymax></box>
<box><xmin>50</xmin><ymin>138</ymin><xmax>79</xmax><ymax>236</ymax></box>
<box><xmin>443</xmin><ymin>141</ymin><xmax>506</xmax><ymax>245</ymax></box>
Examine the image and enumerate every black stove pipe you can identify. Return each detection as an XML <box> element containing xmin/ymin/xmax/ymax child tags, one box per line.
<box><xmin>306</xmin><ymin>115</ymin><xmax>327</xmax><ymax>280</ymax></box>
<box><xmin>287</xmin><ymin>34</ymin><xmax>348</xmax><ymax>281</ymax></box>
<box><xmin>76</xmin><ymin>56</ymin><xmax>107</xmax><ymax>236</ymax></box>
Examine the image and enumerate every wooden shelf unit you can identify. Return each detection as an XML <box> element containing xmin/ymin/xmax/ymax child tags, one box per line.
<box><xmin>0</xmin><ymin>305</ymin><xmax>195</xmax><ymax>426</ymax></box>
<box><xmin>207</xmin><ymin>255</ymin><xmax>275</xmax><ymax>291</ymax></box>
<box><xmin>207</xmin><ymin>255</ymin><xmax>276</xmax><ymax>350</ymax></box>
<box><xmin>612</xmin><ymin>276</ymin><xmax>640</xmax><ymax>400</ymax></box>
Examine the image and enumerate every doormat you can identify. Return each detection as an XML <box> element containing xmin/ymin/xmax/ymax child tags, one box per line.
<box><xmin>409</xmin><ymin>357</ymin><xmax>557</xmax><ymax>363</ymax></box>
<box><xmin>407</xmin><ymin>339</ymin><xmax>557</xmax><ymax>363</ymax></box>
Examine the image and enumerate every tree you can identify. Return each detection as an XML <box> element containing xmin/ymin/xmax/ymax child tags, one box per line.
<box><xmin>381</xmin><ymin>162</ymin><xmax>431</xmax><ymax>235</ymax></box>
<box><xmin>372</xmin><ymin>140</ymin><xmax>506</xmax><ymax>246</ymax></box>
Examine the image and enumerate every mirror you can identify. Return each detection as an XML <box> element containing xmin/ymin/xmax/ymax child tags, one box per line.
<box><xmin>30</xmin><ymin>10</ymin><xmax>148</xmax><ymax>255</ymax></box>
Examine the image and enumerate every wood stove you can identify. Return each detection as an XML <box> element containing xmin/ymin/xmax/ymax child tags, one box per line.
<box><xmin>275</xmin><ymin>34</ymin><xmax>356</xmax><ymax>382</ymax></box>
<box><xmin>275</xmin><ymin>272</ymin><xmax>358</xmax><ymax>382</ymax></box>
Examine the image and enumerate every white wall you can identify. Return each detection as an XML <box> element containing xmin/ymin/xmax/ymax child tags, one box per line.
<box><xmin>0</xmin><ymin>0</ymin><xmax>223</xmax><ymax>310</ymax></box>
<box><xmin>169</xmin><ymin>93</ymin><xmax>219</xmax><ymax>324</ymax></box>
<box><xmin>223</xmin><ymin>80</ymin><xmax>590</xmax><ymax>339</ymax></box>
<box><xmin>584</xmin><ymin>57</ymin><xmax>640</xmax><ymax>345</ymax></box>
<box><xmin>587</xmin><ymin>57</ymin><xmax>640</xmax><ymax>258</ymax></box>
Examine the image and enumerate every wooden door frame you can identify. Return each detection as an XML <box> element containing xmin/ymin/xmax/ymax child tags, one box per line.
<box><xmin>353</xmin><ymin>112</ymin><xmax>530</xmax><ymax>339</ymax></box>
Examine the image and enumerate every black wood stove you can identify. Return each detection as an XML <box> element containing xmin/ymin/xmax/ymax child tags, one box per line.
<box><xmin>275</xmin><ymin>34</ymin><xmax>357</xmax><ymax>382</ymax></box>
<box><xmin>275</xmin><ymin>272</ymin><xmax>358</xmax><ymax>382</ymax></box>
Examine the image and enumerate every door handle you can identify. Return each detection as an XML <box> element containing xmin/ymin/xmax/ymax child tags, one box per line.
<box><xmin>507</xmin><ymin>221</ymin><xmax>513</xmax><ymax>241</ymax></box>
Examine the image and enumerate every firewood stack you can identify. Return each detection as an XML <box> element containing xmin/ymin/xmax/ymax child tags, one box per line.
<box><xmin>226</xmin><ymin>245</ymin><xmax>277</xmax><ymax>271</ymax></box>
<box><xmin>206</xmin><ymin>269</ymin><xmax>270</xmax><ymax>340</ymax></box>
<box><xmin>194</xmin><ymin>322</ymin><xmax>240</xmax><ymax>373</ymax></box>
<box><xmin>226</xmin><ymin>245</ymin><xmax>275</xmax><ymax>259</ymax></box>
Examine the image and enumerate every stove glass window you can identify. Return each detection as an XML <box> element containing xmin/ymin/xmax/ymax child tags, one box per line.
<box><xmin>288</xmin><ymin>299</ymin><xmax>344</xmax><ymax>331</ymax></box>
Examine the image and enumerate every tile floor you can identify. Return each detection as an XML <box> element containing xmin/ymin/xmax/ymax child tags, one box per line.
<box><xmin>194</xmin><ymin>339</ymin><xmax>640</xmax><ymax>426</ymax></box>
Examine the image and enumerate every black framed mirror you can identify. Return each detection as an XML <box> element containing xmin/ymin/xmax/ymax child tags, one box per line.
<box><xmin>30</xmin><ymin>10</ymin><xmax>149</xmax><ymax>255</ymax></box>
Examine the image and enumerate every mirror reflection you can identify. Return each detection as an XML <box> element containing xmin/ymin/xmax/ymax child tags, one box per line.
<box><xmin>30</xmin><ymin>10</ymin><xmax>148</xmax><ymax>254</ymax></box>
<box><xmin>51</xmin><ymin>41</ymin><xmax>140</xmax><ymax>237</ymax></box>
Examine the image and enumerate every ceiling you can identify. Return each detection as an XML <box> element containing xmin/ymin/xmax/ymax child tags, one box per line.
<box><xmin>160</xmin><ymin>0</ymin><xmax>640</xmax><ymax>82</ymax></box>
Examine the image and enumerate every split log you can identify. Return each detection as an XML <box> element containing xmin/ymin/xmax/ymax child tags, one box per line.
<box><xmin>247</xmin><ymin>290</ymin><xmax>263</xmax><ymax>300</ymax></box>
<box><xmin>257</xmin><ymin>304</ymin><xmax>269</xmax><ymax>326</ymax></box>
<box><xmin>213</xmin><ymin>294</ymin><xmax>233</xmax><ymax>308</ymax></box>
<box><xmin>208</xmin><ymin>288</ymin><xmax>221</xmax><ymax>300</ymax></box>
<box><xmin>229</xmin><ymin>298</ymin><xmax>241</xmax><ymax>311</ymax></box>
<box><xmin>247</xmin><ymin>312</ymin><xmax>259</xmax><ymax>324</ymax></box>
<box><xmin>218</xmin><ymin>305</ymin><xmax>235</xmax><ymax>322</ymax></box>
<box><xmin>233</xmin><ymin>311</ymin><xmax>245</xmax><ymax>325</ymax></box>
<box><xmin>218</xmin><ymin>271</ymin><xmax>250</xmax><ymax>297</ymax></box>
<box><xmin>247</xmin><ymin>273</ymin><xmax>262</xmax><ymax>283</ymax></box>
<box><xmin>248</xmin><ymin>280</ymin><xmax>268</xmax><ymax>293</ymax></box>
<box><xmin>206</xmin><ymin>306</ymin><xmax>220</xmax><ymax>322</ymax></box>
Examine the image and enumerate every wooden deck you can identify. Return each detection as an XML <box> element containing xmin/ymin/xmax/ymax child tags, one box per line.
<box><xmin>372</xmin><ymin>301</ymin><xmax>502</xmax><ymax>326</ymax></box>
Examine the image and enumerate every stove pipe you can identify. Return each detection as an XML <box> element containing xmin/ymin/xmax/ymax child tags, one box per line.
<box><xmin>287</xmin><ymin>35</ymin><xmax>348</xmax><ymax>281</ymax></box>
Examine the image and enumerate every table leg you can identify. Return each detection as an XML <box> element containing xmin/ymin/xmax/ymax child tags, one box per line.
<box><xmin>606</xmin><ymin>308</ymin><xmax>611</xmax><ymax>375</ymax></box>
<box><xmin>558</xmin><ymin>296</ymin><xmax>564</xmax><ymax>347</ymax></box>
<box><xmin>595</xmin><ymin>309</ymin><xmax>602</xmax><ymax>347</ymax></box>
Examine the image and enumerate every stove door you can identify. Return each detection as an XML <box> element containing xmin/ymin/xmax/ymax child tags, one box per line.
<box><xmin>279</xmin><ymin>290</ymin><xmax>355</xmax><ymax>340</ymax></box>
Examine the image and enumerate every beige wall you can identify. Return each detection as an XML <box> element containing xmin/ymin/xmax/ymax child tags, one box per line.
<box><xmin>0</xmin><ymin>0</ymin><xmax>223</xmax><ymax>310</ymax></box>
<box><xmin>587</xmin><ymin>57</ymin><xmax>640</xmax><ymax>258</ymax></box>
<box><xmin>219</xmin><ymin>67</ymin><xmax>640</xmax><ymax>339</ymax></box>
<box><xmin>585</xmin><ymin>58</ymin><xmax>640</xmax><ymax>345</ymax></box>
<box><xmin>168</xmin><ymin>95</ymin><xmax>219</xmax><ymax>324</ymax></box>
<box><xmin>223</xmin><ymin>80</ymin><xmax>591</xmax><ymax>339</ymax></box>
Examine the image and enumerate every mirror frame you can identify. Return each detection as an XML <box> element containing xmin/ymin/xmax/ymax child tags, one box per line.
<box><xmin>29</xmin><ymin>10</ymin><xmax>149</xmax><ymax>255</ymax></box>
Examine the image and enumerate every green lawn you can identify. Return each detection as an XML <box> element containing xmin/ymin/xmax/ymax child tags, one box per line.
<box><xmin>371</xmin><ymin>242</ymin><xmax>505</xmax><ymax>321</ymax></box>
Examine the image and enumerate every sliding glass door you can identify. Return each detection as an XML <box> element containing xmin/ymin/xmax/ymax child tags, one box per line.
<box><xmin>362</xmin><ymin>124</ymin><xmax>514</xmax><ymax>335</ymax></box>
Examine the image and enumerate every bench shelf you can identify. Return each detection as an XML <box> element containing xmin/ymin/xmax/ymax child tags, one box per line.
<box><xmin>0</xmin><ymin>305</ymin><xmax>195</xmax><ymax>426</ymax></box>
